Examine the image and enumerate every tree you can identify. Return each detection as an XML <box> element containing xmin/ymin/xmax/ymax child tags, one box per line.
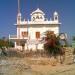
<box><xmin>44</xmin><ymin>31</ymin><xmax>62</xmax><ymax>58</ymax></box>
<box><xmin>72</xmin><ymin>36</ymin><xmax>75</xmax><ymax>41</ymax></box>
<box><xmin>0</xmin><ymin>38</ymin><xmax>14</xmax><ymax>48</ymax></box>
<box><xmin>8</xmin><ymin>40</ymin><xmax>14</xmax><ymax>47</ymax></box>
<box><xmin>72</xmin><ymin>36</ymin><xmax>75</xmax><ymax>54</ymax></box>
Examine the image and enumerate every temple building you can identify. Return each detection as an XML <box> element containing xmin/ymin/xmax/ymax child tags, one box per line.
<box><xmin>9</xmin><ymin>0</ymin><xmax>61</xmax><ymax>51</ymax></box>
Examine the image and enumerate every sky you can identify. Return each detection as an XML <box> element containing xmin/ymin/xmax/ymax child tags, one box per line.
<box><xmin>0</xmin><ymin>0</ymin><xmax>75</xmax><ymax>40</ymax></box>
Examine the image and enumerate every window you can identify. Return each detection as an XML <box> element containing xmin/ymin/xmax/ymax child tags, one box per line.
<box><xmin>33</xmin><ymin>17</ymin><xmax>35</xmax><ymax>21</ymax></box>
<box><xmin>36</xmin><ymin>32</ymin><xmax>40</xmax><ymax>39</ymax></box>
<box><xmin>36</xmin><ymin>16</ymin><xmax>39</xmax><ymax>19</ymax></box>
<box><xmin>50</xmin><ymin>31</ymin><xmax>54</xmax><ymax>34</ymax></box>
<box><xmin>22</xmin><ymin>32</ymin><xmax>28</xmax><ymax>37</ymax></box>
<box><xmin>55</xmin><ymin>16</ymin><xmax>57</xmax><ymax>20</ymax></box>
<box><xmin>40</xmin><ymin>16</ymin><xmax>42</xmax><ymax>19</ymax></box>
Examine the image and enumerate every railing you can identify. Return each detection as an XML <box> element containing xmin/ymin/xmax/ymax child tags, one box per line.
<box><xmin>9</xmin><ymin>35</ymin><xmax>17</xmax><ymax>39</ymax></box>
<box><xmin>9</xmin><ymin>35</ymin><xmax>29</xmax><ymax>40</ymax></box>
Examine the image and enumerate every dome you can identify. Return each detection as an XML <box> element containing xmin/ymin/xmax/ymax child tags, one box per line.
<box><xmin>17</xmin><ymin>12</ymin><xmax>21</xmax><ymax>17</ymax></box>
<box><xmin>54</xmin><ymin>11</ymin><xmax>58</xmax><ymax>15</ymax></box>
<box><xmin>31</xmin><ymin>8</ymin><xmax>45</xmax><ymax>15</ymax></box>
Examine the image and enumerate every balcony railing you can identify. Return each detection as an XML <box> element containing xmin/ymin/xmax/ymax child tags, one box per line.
<box><xmin>9</xmin><ymin>35</ymin><xmax>28</xmax><ymax>40</ymax></box>
<box><xmin>9</xmin><ymin>35</ymin><xmax>17</xmax><ymax>39</ymax></box>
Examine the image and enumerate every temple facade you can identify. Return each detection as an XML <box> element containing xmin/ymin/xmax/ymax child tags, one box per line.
<box><xmin>9</xmin><ymin>1</ymin><xmax>61</xmax><ymax>51</ymax></box>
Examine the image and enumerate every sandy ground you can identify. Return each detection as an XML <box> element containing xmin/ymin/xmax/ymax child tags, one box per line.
<box><xmin>0</xmin><ymin>57</ymin><xmax>75</xmax><ymax>75</ymax></box>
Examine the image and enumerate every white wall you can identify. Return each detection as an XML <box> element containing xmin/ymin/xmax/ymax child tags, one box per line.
<box><xmin>17</xmin><ymin>27</ymin><xmax>28</xmax><ymax>39</ymax></box>
<box><xmin>16</xmin><ymin>24</ymin><xmax>59</xmax><ymax>50</ymax></box>
<box><xmin>28</xmin><ymin>26</ymin><xmax>59</xmax><ymax>40</ymax></box>
<box><xmin>17</xmin><ymin>25</ymin><xmax>59</xmax><ymax>39</ymax></box>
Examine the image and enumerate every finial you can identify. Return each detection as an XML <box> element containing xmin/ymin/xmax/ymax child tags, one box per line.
<box><xmin>54</xmin><ymin>11</ymin><xmax>58</xmax><ymax>15</ymax></box>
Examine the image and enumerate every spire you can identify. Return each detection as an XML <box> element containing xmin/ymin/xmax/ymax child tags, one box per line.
<box><xmin>18</xmin><ymin>0</ymin><xmax>20</xmax><ymax>14</ymax></box>
<box><xmin>17</xmin><ymin>0</ymin><xmax>21</xmax><ymax>38</ymax></box>
<box><xmin>17</xmin><ymin>0</ymin><xmax>21</xmax><ymax>24</ymax></box>
<box><xmin>17</xmin><ymin>0</ymin><xmax>21</xmax><ymax>16</ymax></box>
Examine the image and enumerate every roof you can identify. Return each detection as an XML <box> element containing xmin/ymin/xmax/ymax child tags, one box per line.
<box><xmin>31</xmin><ymin>8</ymin><xmax>45</xmax><ymax>15</ymax></box>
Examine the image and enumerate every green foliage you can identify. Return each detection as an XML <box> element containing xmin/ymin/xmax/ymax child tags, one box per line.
<box><xmin>9</xmin><ymin>41</ymin><xmax>14</xmax><ymax>47</ymax></box>
<box><xmin>72</xmin><ymin>36</ymin><xmax>75</xmax><ymax>41</ymax></box>
<box><xmin>0</xmin><ymin>39</ymin><xmax>14</xmax><ymax>48</ymax></box>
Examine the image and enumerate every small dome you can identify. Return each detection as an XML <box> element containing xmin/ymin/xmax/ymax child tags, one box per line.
<box><xmin>17</xmin><ymin>12</ymin><xmax>21</xmax><ymax>17</ymax></box>
<box><xmin>54</xmin><ymin>11</ymin><xmax>58</xmax><ymax>15</ymax></box>
<box><xmin>31</xmin><ymin>8</ymin><xmax>45</xmax><ymax>15</ymax></box>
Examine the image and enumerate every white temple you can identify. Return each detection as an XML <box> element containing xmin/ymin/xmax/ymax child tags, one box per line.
<box><xmin>9</xmin><ymin>0</ymin><xmax>61</xmax><ymax>51</ymax></box>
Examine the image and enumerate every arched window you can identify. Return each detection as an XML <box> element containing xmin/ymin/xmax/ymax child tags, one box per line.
<box><xmin>22</xmin><ymin>32</ymin><xmax>28</xmax><ymax>37</ymax></box>
<box><xmin>33</xmin><ymin>17</ymin><xmax>35</xmax><ymax>21</ymax></box>
<box><xmin>36</xmin><ymin>16</ymin><xmax>39</xmax><ymax>19</ymax></box>
<box><xmin>55</xmin><ymin>16</ymin><xmax>57</xmax><ymax>20</ymax></box>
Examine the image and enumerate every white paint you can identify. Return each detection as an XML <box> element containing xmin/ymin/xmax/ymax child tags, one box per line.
<box><xmin>9</xmin><ymin>8</ymin><xmax>61</xmax><ymax>50</ymax></box>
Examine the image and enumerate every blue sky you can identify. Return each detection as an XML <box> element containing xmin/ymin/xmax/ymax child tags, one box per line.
<box><xmin>0</xmin><ymin>0</ymin><xmax>75</xmax><ymax>40</ymax></box>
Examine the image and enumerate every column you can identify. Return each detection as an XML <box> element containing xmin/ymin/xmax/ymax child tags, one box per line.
<box><xmin>15</xmin><ymin>42</ymin><xmax>17</xmax><ymax>49</ymax></box>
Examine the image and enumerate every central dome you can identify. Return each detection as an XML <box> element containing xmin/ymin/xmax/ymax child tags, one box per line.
<box><xmin>31</xmin><ymin>8</ymin><xmax>45</xmax><ymax>15</ymax></box>
<box><xmin>31</xmin><ymin>8</ymin><xmax>45</xmax><ymax>21</ymax></box>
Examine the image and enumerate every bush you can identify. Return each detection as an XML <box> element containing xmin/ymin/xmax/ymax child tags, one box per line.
<box><xmin>44</xmin><ymin>31</ymin><xmax>61</xmax><ymax>57</ymax></box>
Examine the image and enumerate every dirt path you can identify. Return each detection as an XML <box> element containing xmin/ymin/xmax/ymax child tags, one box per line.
<box><xmin>0</xmin><ymin>57</ymin><xmax>75</xmax><ymax>75</ymax></box>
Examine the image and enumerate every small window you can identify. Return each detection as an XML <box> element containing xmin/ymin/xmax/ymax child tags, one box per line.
<box><xmin>33</xmin><ymin>17</ymin><xmax>35</xmax><ymax>21</ymax></box>
<box><xmin>50</xmin><ymin>31</ymin><xmax>54</xmax><ymax>34</ymax></box>
<box><xmin>36</xmin><ymin>16</ymin><xmax>39</xmax><ymax>19</ymax></box>
<box><xmin>55</xmin><ymin>17</ymin><xmax>57</xmax><ymax>20</ymax></box>
<box><xmin>40</xmin><ymin>16</ymin><xmax>42</xmax><ymax>19</ymax></box>
<box><xmin>36</xmin><ymin>32</ymin><xmax>40</xmax><ymax>39</ymax></box>
<box><xmin>22</xmin><ymin>32</ymin><xmax>28</xmax><ymax>37</ymax></box>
